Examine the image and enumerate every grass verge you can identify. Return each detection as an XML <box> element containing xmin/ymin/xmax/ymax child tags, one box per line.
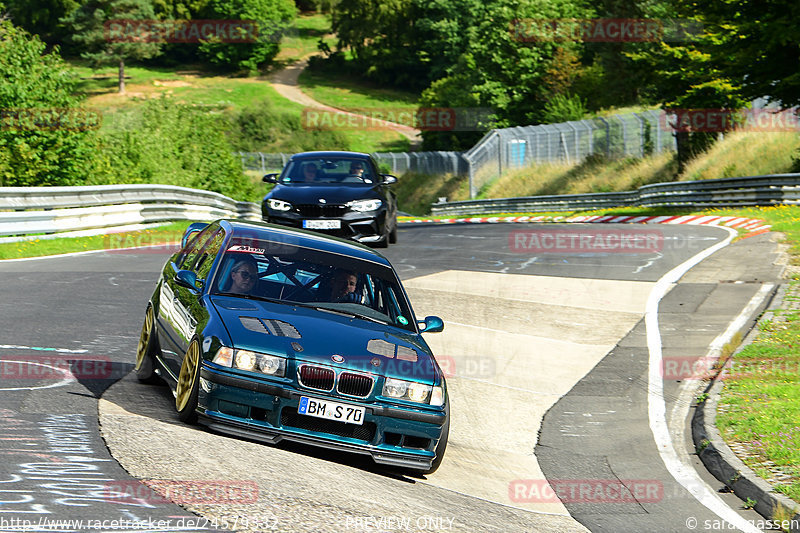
<box><xmin>716</xmin><ymin>279</ymin><xmax>800</xmax><ymax>503</ymax></box>
<box><xmin>297</xmin><ymin>68</ymin><xmax>419</xmax><ymax>118</ymax></box>
<box><xmin>0</xmin><ymin>222</ymin><xmax>192</xmax><ymax>260</ymax></box>
<box><xmin>273</xmin><ymin>13</ymin><xmax>336</xmax><ymax>65</ymax></box>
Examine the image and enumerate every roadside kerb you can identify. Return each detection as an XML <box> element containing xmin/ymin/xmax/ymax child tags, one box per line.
<box><xmin>401</xmin><ymin>214</ymin><xmax>771</xmax><ymax>235</ymax></box>
<box><xmin>692</xmin><ymin>284</ymin><xmax>800</xmax><ymax>532</ymax></box>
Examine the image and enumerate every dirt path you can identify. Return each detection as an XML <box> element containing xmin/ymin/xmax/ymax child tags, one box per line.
<box><xmin>268</xmin><ymin>57</ymin><xmax>422</xmax><ymax>148</ymax></box>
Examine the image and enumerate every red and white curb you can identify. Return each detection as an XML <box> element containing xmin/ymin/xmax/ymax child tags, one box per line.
<box><xmin>403</xmin><ymin>214</ymin><xmax>771</xmax><ymax>236</ymax></box>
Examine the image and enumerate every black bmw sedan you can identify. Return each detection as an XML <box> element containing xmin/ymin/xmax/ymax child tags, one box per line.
<box><xmin>261</xmin><ymin>151</ymin><xmax>399</xmax><ymax>247</ymax></box>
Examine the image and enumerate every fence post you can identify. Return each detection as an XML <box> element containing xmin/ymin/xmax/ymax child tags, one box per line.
<box><xmin>497</xmin><ymin>130</ymin><xmax>503</xmax><ymax>178</ymax></box>
<box><xmin>468</xmin><ymin>157</ymin><xmax>475</xmax><ymax>199</ymax></box>
<box><xmin>597</xmin><ymin>117</ymin><xmax>610</xmax><ymax>158</ymax></box>
<box><xmin>566</xmin><ymin>122</ymin><xmax>578</xmax><ymax>163</ymax></box>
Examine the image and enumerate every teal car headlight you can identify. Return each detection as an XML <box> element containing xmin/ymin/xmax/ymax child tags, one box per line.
<box><xmin>213</xmin><ymin>347</ymin><xmax>286</xmax><ymax>377</ymax></box>
<box><xmin>347</xmin><ymin>199</ymin><xmax>382</xmax><ymax>212</ymax></box>
<box><xmin>383</xmin><ymin>378</ymin><xmax>444</xmax><ymax>406</ymax></box>
<box><xmin>268</xmin><ymin>198</ymin><xmax>292</xmax><ymax>211</ymax></box>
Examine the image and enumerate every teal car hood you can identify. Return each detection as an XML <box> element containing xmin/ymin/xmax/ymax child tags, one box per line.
<box><xmin>211</xmin><ymin>296</ymin><xmax>439</xmax><ymax>384</ymax></box>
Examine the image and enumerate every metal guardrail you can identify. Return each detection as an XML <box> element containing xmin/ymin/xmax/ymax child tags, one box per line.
<box><xmin>0</xmin><ymin>184</ymin><xmax>260</xmax><ymax>241</ymax></box>
<box><xmin>430</xmin><ymin>174</ymin><xmax>800</xmax><ymax>216</ymax></box>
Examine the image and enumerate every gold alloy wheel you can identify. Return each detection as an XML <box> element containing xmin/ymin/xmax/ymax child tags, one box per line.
<box><xmin>135</xmin><ymin>307</ymin><xmax>154</xmax><ymax>371</ymax></box>
<box><xmin>176</xmin><ymin>341</ymin><xmax>200</xmax><ymax>412</ymax></box>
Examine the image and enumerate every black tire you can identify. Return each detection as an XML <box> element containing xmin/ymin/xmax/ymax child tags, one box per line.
<box><xmin>175</xmin><ymin>339</ymin><xmax>202</xmax><ymax>424</ymax></box>
<box><xmin>375</xmin><ymin>225</ymin><xmax>390</xmax><ymax>248</ymax></box>
<box><xmin>389</xmin><ymin>222</ymin><xmax>398</xmax><ymax>244</ymax></box>
<box><xmin>421</xmin><ymin>398</ymin><xmax>450</xmax><ymax>475</ymax></box>
<box><xmin>135</xmin><ymin>306</ymin><xmax>161</xmax><ymax>384</ymax></box>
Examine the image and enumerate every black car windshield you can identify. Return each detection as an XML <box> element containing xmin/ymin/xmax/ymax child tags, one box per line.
<box><xmin>279</xmin><ymin>157</ymin><xmax>376</xmax><ymax>184</ymax></box>
<box><xmin>211</xmin><ymin>238</ymin><xmax>415</xmax><ymax>331</ymax></box>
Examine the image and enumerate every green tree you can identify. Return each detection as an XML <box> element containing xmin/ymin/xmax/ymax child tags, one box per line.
<box><xmin>685</xmin><ymin>0</ymin><xmax>800</xmax><ymax>108</ymax></box>
<box><xmin>0</xmin><ymin>19</ymin><xmax>98</xmax><ymax>186</ymax></box>
<box><xmin>198</xmin><ymin>0</ymin><xmax>296</xmax><ymax>73</ymax></box>
<box><xmin>151</xmin><ymin>0</ymin><xmax>210</xmax><ymax>18</ymax></box>
<box><xmin>4</xmin><ymin>0</ymin><xmax>80</xmax><ymax>46</ymax></box>
<box><xmin>62</xmin><ymin>0</ymin><xmax>163</xmax><ymax>93</ymax></box>
<box><xmin>418</xmin><ymin>0</ymin><xmax>590</xmax><ymax>149</ymax></box>
<box><xmin>627</xmin><ymin>2</ymin><xmax>747</xmax><ymax>173</ymax></box>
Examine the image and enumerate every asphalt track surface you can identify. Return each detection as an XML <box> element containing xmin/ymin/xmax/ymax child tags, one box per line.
<box><xmin>0</xmin><ymin>222</ymin><xmax>784</xmax><ymax>533</ymax></box>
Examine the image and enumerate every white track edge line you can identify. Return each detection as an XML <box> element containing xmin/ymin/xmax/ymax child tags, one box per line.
<box><xmin>646</xmin><ymin>226</ymin><xmax>763</xmax><ymax>533</ymax></box>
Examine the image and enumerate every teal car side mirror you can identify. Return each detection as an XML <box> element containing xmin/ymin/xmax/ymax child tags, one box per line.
<box><xmin>175</xmin><ymin>269</ymin><xmax>202</xmax><ymax>292</ymax></box>
<box><xmin>419</xmin><ymin>315</ymin><xmax>444</xmax><ymax>333</ymax></box>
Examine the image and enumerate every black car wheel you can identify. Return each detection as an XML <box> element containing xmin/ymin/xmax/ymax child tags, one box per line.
<box><xmin>175</xmin><ymin>339</ymin><xmax>202</xmax><ymax>424</ymax></box>
<box><xmin>389</xmin><ymin>223</ymin><xmax>398</xmax><ymax>244</ymax></box>
<box><xmin>135</xmin><ymin>306</ymin><xmax>161</xmax><ymax>384</ymax></box>
<box><xmin>375</xmin><ymin>224</ymin><xmax>390</xmax><ymax>248</ymax></box>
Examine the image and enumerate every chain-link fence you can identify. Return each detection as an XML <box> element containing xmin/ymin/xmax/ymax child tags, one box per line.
<box><xmin>462</xmin><ymin>110</ymin><xmax>677</xmax><ymax>197</ymax></box>
<box><xmin>372</xmin><ymin>151</ymin><xmax>469</xmax><ymax>176</ymax></box>
<box><xmin>238</xmin><ymin>152</ymin><xmax>293</xmax><ymax>173</ymax></box>
<box><xmin>238</xmin><ymin>110</ymin><xmax>678</xmax><ymax>198</ymax></box>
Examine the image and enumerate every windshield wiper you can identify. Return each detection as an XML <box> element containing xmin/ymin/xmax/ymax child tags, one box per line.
<box><xmin>215</xmin><ymin>292</ymin><xmax>287</xmax><ymax>305</ymax></box>
<box><xmin>314</xmin><ymin>306</ymin><xmax>385</xmax><ymax>324</ymax></box>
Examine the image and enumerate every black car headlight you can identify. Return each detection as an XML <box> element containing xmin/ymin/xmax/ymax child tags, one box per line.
<box><xmin>382</xmin><ymin>378</ymin><xmax>445</xmax><ymax>406</ymax></box>
<box><xmin>347</xmin><ymin>199</ymin><xmax>382</xmax><ymax>212</ymax></box>
<box><xmin>213</xmin><ymin>347</ymin><xmax>286</xmax><ymax>377</ymax></box>
<box><xmin>268</xmin><ymin>199</ymin><xmax>292</xmax><ymax>212</ymax></box>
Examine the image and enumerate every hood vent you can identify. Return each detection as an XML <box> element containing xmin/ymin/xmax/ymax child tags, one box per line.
<box><xmin>263</xmin><ymin>319</ymin><xmax>301</xmax><ymax>338</ymax></box>
<box><xmin>240</xmin><ymin>316</ymin><xmax>269</xmax><ymax>334</ymax></box>
<box><xmin>367</xmin><ymin>339</ymin><xmax>418</xmax><ymax>362</ymax></box>
<box><xmin>238</xmin><ymin>317</ymin><xmax>301</xmax><ymax>338</ymax></box>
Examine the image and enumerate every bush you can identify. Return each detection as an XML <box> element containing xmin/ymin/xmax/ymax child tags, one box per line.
<box><xmin>0</xmin><ymin>20</ymin><xmax>98</xmax><ymax>186</ymax></box>
<box><xmin>228</xmin><ymin>99</ymin><xmax>350</xmax><ymax>152</ymax></box>
<box><xmin>91</xmin><ymin>98</ymin><xmax>256</xmax><ymax>200</ymax></box>
<box><xmin>198</xmin><ymin>0</ymin><xmax>297</xmax><ymax>73</ymax></box>
<box><xmin>542</xmin><ymin>93</ymin><xmax>587</xmax><ymax>124</ymax></box>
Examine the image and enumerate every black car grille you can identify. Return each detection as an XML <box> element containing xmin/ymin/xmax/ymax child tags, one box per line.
<box><xmin>281</xmin><ymin>408</ymin><xmax>376</xmax><ymax>442</ymax></box>
<box><xmin>297</xmin><ymin>204</ymin><xmax>347</xmax><ymax>218</ymax></box>
<box><xmin>298</xmin><ymin>365</ymin><xmax>335</xmax><ymax>391</ymax></box>
<box><xmin>337</xmin><ymin>372</ymin><xmax>374</xmax><ymax>398</ymax></box>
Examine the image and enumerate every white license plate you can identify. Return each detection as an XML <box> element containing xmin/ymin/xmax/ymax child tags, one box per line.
<box><xmin>303</xmin><ymin>219</ymin><xmax>341</xmax><ymax>230</ymax></box>
<box><xmin>298</xmin><ymin>396</ymin><xmax>365</xmax><ymax>425</ymax></box>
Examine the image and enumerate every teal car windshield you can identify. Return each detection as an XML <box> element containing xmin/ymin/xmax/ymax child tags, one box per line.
<box><xmin>211</xmin><ymin>238</ymin><xmax>415</xmax><ymax>331</ymax></box>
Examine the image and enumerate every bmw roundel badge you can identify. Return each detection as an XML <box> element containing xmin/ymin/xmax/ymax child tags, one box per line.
<box><xmin>331</xmin><ymin>354</ymin><xmax>345</xmax><ymax>363</ymax></box>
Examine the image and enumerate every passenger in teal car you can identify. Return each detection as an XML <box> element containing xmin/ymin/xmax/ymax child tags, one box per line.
<box><xmin>329</xmin><ymin>269</ymin><xmax>358</xmax><ymax>303</ymax></box>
